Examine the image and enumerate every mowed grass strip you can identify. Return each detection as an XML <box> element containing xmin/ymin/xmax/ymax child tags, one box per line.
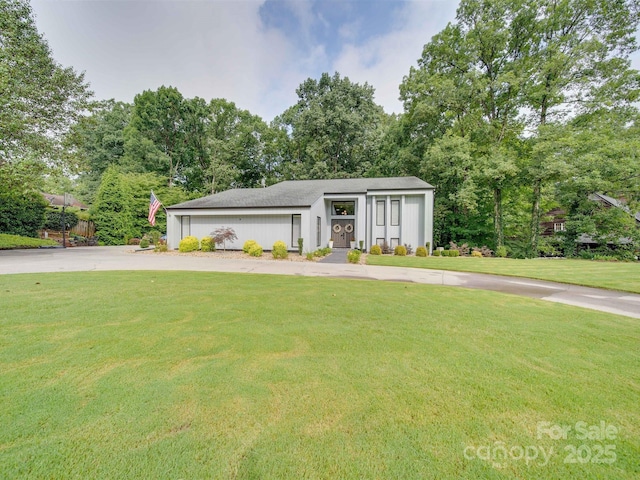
<box><xmin>0</xmin><ymin>271</ymin><xmax>638</xmax><ymax>479</ymax></box>
<box><xmin>366</xmin><ymin>255</ymin><xmax>640</xmax><ymax>293</ymax></box>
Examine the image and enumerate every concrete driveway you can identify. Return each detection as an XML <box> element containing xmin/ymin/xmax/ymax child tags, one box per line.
<box><xmin>1</xmin><ymin>246</ymin><xmax>639</xmax><ymax>319</ymax></box>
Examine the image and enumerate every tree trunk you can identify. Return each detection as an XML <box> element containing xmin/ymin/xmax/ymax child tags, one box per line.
<box><xmin>493</xmin><ymin>187</ymin><xmax>503</xmax><ymax>248</ymax></box>
<box><xmin>530</xmin><ymin>179</ymin><xmax>542</xmax><ymax>256</ymax></box>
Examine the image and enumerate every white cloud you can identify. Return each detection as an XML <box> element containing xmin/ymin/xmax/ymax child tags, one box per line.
<box><xmin>332</xmin><ymin>0</ymin><xmax>458</xmax><ymax>115</ymax></box>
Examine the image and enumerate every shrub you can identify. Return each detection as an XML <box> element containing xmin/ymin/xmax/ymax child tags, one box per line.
<box><xmin>297</xmin><ymin>237</ymin><xmax>303</xmax><ymax>256</ymax></box>
<box><xmin>471</xmin><ymin>250</ymin><xmax>482</xmax><ymax>257</ymax></box>
<box><xmin>154</xmin><ymin>243</ymin><xmax>168</xmax><ymax>252</ymax></box>
<box><xmin>480</xmin><ymin>245</ymin><xmax>493</xmax><ymax>257</ymax></box>
<box><xmin>43</xmin><ymin>209</ymin><xmax>79</xmax><ymax>231</ymax></box>
<box><xmin>369</xmin><ymin>244</ymin><xmax>382</xmax><ymax>255</ymax></box>
<box><xmin>306</xmin><ymin>252</ymin><xmax>314</xmax><ymax>260</ymax></box>
<box><xmin>272</xmin><ymin>240</ymin><xmax>288</xmax><ymax>259</ymax></box>
<box><xmin>495</xmin><ymin>245</ymin><xmax>508</xmax><ymax>258</ymax></box>
<box><xmin>178</xmin><ymin>235</ymin><xmax>199</xmax><ymax>252</ymax></box>
<box><xmin>450</xmin><ymin>249</ymin><xmax>460</xmax><ymax>257</ymax></box>
<box><xmin>248</xmin><ymin>244</ymin><xmax>263</xmax><ymax>257</ymax></box>
<box><xmin>347</xmin><ymin>249</ymin><xmax>362</xmax><ymax>264</ymax></box>
<box><xmin>319</xmin><ymin>247</ymin><xmax>332</xmax><ymax>256</ymax></box>
<box><xmin>432</xmin><ymin>249</ymin><xmax>441</xmax><ymax>256</ymax></box>
<box><xmin>449</xmin><ymin>241</ymin><xmax>469</xmax><ymax>256</ymax></box>
<box><xmin>381</xmin><ymin>241</ymin><xmax>391</xmax><ymax>255</ymax></box>
<box><xmin>394</xmin><ymin>245</ymin><xmax>407</xmax><ymax>256</ymax></box>
<box><xmin>211</xmin><ymin>226</ymin><xmax>237</xmax><ymax>251</ymax></box>
<box><xmin>201</xmin><ymin>236</ymin><xmax>215</xmax><ymax>252</ymax></box>
<box><xmin>415</xmin><ymin>246</ymin><xmax>427</xmax><ymax>257</ymax></box>
<box><xmin>404</xmin><ymin>244</ymin><xmax>413</xmax><ymax>255</ymax></box>
<box><xmin>243</xmin><ymin>239</ymin><xmax>257</xmax><ymax>253</ymax></box>
<box><xmin>149</xmin><ymin>230</ymin><xmax>161</xmax><ymax>245</ymax></box>
<box><xmin>425</xmin><ymin>241</ymin><xmax>431</xmax><ymax>252</ymax></box>
<box><xmin>139</xmin><ymin>238</ymin><xmax>150</xmax><ymax>249</ymax></box>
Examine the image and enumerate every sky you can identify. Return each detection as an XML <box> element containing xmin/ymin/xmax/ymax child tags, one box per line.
<box><xmin>30</xmin><ymin>0</ymin><xmax>459</xmax><ymax>121</ymax></box>
<box><xmin>30</xmin><ymin>0</ymin><xmax>640</xmax><ymax>123</ymax></box>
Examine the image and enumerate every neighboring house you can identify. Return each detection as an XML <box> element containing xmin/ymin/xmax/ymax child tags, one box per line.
<box><xmin>541</xmin><ymin>193</ymin><xmax>639</xmax><ymax>244</ymax></box>
<box><xmin>41</xmin><ymin>193</ymin><xmax>89</xmax><ymax>210</ymax></box>
<box><xmin>166</xmin><ymin>176</ymin><xmax>434</xmax><ymax>252</ymax></box>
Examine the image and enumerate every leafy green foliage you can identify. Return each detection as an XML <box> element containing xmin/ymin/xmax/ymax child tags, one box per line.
<box><xmin>0</xmin><ymin>0</ymin><xmax>92</xmax><ymax>166</ymax></box>
<box><xmin>43</xmin><ymin>209</ymin><xmax>79</xmax><ymax>231</ymax></box>
<box><xmin>271</xmin><ymin>240</ymin><xmax>288</xmax><ymax>259</ymax></box>
<box><xmin>178</xmin><ymin>236</ymin><xmax>199</xmax><ymax>253</ymax></box>
<box><xmin>495</xmin><ymin>246</ymin><xmax>508</xmax><ymax>258</ymax></box>
<box><xmin>0</xmin><ymin>233</ymin><xmax>57</xmax><ymax>249</ymax></box>
<box><xmin>415</xmin><ymin>246</ymin><xmax>427</xmax><ymax>257</ymax></box>
<box><xmin>297</xmin><ymin>237</ymin><xmax>303</xmax><ymax>256</ymax></box>
<box><xmin>91</xmin><ymin>166</ymin><xmax>133</xmax><ymax>245</ymax></box>
<box><xmin>369</xmin><ymin>244</ymin><xmax>382</xmax><ymax>255</ymax></box>
<box><xmin>139</xmin><ymin>238</ymin><xmax>149</xmax><ymax>249</ymax></box>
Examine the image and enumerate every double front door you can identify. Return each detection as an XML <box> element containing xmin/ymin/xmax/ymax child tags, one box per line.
<box><xmin>331</xmin><ymin>219</ymin><xmax>354</xmax><ymax>248</ymax></box>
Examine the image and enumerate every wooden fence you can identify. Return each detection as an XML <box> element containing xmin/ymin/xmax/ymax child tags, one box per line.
<box><xmin>70</xmin><ymin>220</ymin><xmax>95</xmax><ymax>238</ymax></box>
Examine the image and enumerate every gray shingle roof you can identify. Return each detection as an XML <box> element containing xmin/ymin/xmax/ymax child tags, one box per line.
<box><xmin>168</xmin><ymin>177</ymin><xmax>433</xmax><ymax>209</ymax></box>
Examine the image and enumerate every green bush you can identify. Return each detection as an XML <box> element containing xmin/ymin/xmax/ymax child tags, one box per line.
<box><xmin>297</xmin><ymin>237</ymin><xmax>304</xmax><ymax>256</ymax></box>
<box><xmin>179</xmin><ymin>236</ymin><xmax>199</xmax><ymax>252</ymax></box>
<box><xmin>139</xmin><ymin>238</ymin><xmax>150</xmax><ymax>249</ymax></box>
<box><xmin>347</xmin><ymin>249</ymin><xmax>362</xmax><ymax>264</ymax></box>
<box><xmin>432</xmin><ymin>249</ymin><xmax>441</xmax><ymax>256</ymax></box>
<box><xmin>272</xmin><ymin>240</ymin><xmax>288</xmax><ymax>259</ymax></box>
<box><xmin>449</xmin><ymin>249</ymin><xmax>460</xmax><ymax>257</ymax></box>
<box><xmin>243</xmin><ymin>239</ymin><xmax>257</xmax><ymax>253</ymax></box>
<box><xmin>149</xmin><ymin>230</ymin><xmax>161</xmax><ymax>245</ymax></box>
<box><xmin>43</xmin><ymin>209</ymin><xmax>79</xmax><ymax>231</ymax></box>
<box><xmin>248</xmin><ymin>244</ymin><xmax>263</xmax><ymax>257</ymax></box>
<box><xmin>415</xmin><ymin>246</ymin><xmax>427</xmax><ymax>257</ymax></box>
<box><xmin>154</xmin><ymin>243</ymin><xmax>168</xmax><ymax>252</ymax></box>
<box><xmin>394</xmin><ymin>245</ymin><xmax>407</xmax><ymax>256</ymax></box>
<box><xmin>471</xmin><ymin>250</ymin><xmax>482</xmax><ymax>257</ymax></box>
<box><xmin>369</xmin><ymin>244</ymin><xmax>382</xmax><ymax>255</ymax></box>
<box><xmin>495</xmin><ymin>246</ymin><xmax>508</xmax><ymax>258</ymax></box>
<box><xmin>201</xmin><ymin>236</ymin><xmax>215</xmax><ymax>252</ymax></box>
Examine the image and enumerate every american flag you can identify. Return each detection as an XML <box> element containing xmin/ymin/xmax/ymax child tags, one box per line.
<box><xmin>148</xmin><ymin>191</ymin><xmax>162</xmax><ymax>226</ymax></box>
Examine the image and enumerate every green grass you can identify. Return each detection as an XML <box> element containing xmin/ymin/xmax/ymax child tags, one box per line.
<box><xmin>0</xmin><ymin>233</ymin><xmax>58</xmax><ymax>249</ymax></box>
<box><xmin>1</xmin><ymin>271</ymin><xmax>638</xmax><ymax>479</ymax></box>
<box><xmin>366</xmin><ymin>255</ymin><xmax>640</xmax><ymax>293</ymax></box>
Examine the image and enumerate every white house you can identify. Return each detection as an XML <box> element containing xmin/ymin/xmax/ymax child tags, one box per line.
<box><xmin>166</xmin><ymin>176</ymin><xmax>434</xmax><ymax>252</ymax></box>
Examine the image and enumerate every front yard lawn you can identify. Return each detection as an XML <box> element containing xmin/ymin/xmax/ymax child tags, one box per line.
<box><xmin>366</xmin><ymin>255</ymin><xmax>640</xmax><ymax>293</ymax></box>
<box><xmin>1</xmin><ymin>271</ymin><xmax>638</xmax><ymax>479</ymax></box>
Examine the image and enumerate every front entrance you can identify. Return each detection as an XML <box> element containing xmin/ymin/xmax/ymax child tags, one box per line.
<box><xmin>331</xmin><ymin>219</ymin><xmax>354</xmax><ymax>248</ymax></box>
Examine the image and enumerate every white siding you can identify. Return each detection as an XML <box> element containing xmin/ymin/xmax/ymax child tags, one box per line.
<box><xmin>402</xmin><ymin>196</ymin><xmax>424</xmax><ymax>249</ymax></box>
<box><xmin>187</xmin><ymin>214</ymin><xmax>297</xmax><ymax>250</ymax></box>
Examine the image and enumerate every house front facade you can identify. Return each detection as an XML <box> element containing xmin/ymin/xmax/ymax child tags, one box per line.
<box><xmin>166</xmin><ymin>177</ymin><xmax>434</xmax><ymax>252</ymax></box>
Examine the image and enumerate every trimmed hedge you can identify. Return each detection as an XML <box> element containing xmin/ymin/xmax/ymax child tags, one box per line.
<box><xmin>272</xmin><ymin>240</ymin><xmax>288</xmax><ymax>259</ymax></box>
<box><xmin>179</xmin><ymin>236</ymin><xmax>199</xmax><ymax>252</ymax></box>
<box><xmin>369</xmin><ymin>244</ymin><xmax>382</xmax><ymax>255</ymax></box>
<box><xmin>394</xmin><ymin>245</ymin><xmax>407</xmax><ymax>256</ymax></box>
<box><xmin>415</xmin><ymin>246</ymin><xmax>427</xmax><ymax>257</ymax></box>
<box><xmin>201</xmin><ymin>237</ymin><xmax>215</xmax><ymax>252</ymax></box>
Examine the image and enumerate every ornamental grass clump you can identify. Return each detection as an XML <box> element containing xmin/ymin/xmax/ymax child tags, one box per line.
<box><xmin>272</xmin><ymin>240</ymin><xmax>288</xmax><ymax>259</ymax></box>
<box><xmin>178</xmin><ymin>235</ymin><xmax>199</xmax><ymax>252</ymax></box>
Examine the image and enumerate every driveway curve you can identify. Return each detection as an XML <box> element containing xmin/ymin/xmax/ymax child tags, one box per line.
<box><xmin>1</xmin><ymin>246</ymin><xmax>639</xmax><ymax>319</ymax></box>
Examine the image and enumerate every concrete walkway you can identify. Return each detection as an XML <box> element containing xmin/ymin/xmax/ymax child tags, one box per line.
<box><xmin>1</xmin><ymin>246</ymin><xmax>639</xmax><ymax>319</ymax></box>
<box><xmin>318</xmin><ymin>248</ymin><xmax>350</xmax><ymax>264</ymax></box>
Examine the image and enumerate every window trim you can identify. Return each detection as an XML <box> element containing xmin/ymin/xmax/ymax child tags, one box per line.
<box><xmin>391</xmin><ymin>200</ymin><xmax>400</xmax><ymax>226</ymax></box>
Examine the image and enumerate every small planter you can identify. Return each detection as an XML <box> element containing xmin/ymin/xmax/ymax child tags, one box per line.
<box><xmin>328</xmin><ymin>240</ymin><xmax>334</xmax><ymax>249</ymax></box>
<box><xmin>350</xmin><ymin>241</ymin><xmax>356</xmax><ymax>249</ymax></box>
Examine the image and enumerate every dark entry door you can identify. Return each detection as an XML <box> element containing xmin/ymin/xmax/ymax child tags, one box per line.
<box><xmin>331</xmin><ymin>219</ymin><xmax>354</xmax><ymax>248</ymax></box>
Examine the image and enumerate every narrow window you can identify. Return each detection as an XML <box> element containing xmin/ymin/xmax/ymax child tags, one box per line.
<box><xmin>292</xmin><ymin>215</ymin><xmax>301</xmax><ymax>248</ymax></box>
<box><xmin>554</xmin><ymin>222</ymin><xmax>565</xmax><ymax>232</ymax></box>
<box><xmin>376</xmin><ymin>237</ymin><xmax>385</xmax><ymax>246</ymax></box>
<box><xmin>180</xmin><ymin>216</ymin><xmax>190</xmax><ymax>238</ymax></box>
<box><xmin>390</xmin><ymin>238</ymin><xmax>400</xmax><ymax>248</ymax></box>
<box><xmin>316</xmin><ymin>216</ymin><xmax>321</xmax><ymax>247</ymax></box>
<box><xmin>376</xmin><ymin>200</ymin><xmax>385</xmax><ymax>226</ymax></box>
<box><xmin>391</xmin><ymin>200</ymin><xmax>400</xmax><ymax>226</ymax></box>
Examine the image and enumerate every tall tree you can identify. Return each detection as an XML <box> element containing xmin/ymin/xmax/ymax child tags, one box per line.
<box><xmin>280</xmin><ymin>72</ymin><xmax>385</xmax><ymax>179</ymax></box>
<box><xmin>91</xmin><ymin>166</ymin><xmax>133</xmax><ymax>245</ymax></box>
<box><xmin>0</xmin><ymin>0</ymin><xmax>92</xmax><ymax>167</ymax></box>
